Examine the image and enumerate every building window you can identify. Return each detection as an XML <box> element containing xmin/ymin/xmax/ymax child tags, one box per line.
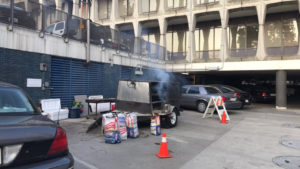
<box><xmin>228</xmin><ymin>17</ymin><xmax>258</xmax><ymax>57</ymax></box>
<box><xmin>195</xmin><ymin>0</ymin><xmax>219</xmax><ymax>5</ymax></box>
<box><xmin>265</xmin><ymin>12</ymin><xmax>299</xmax><ymax>56</ymax></box>
<box><xmin>98</xmin><ymin>0</ymin><xmax>112</xmax><ymax>19</ymax></box>
<box><xmin>168</xmin><ymin>0</ymin><xmax>187</xmax><ymax>9</ymax></box>
<box><xmin>118</xmin><ymin>0</ymin><xmax>134</xmax><ymax>16</ymax></box>
<box><xmin>141</xmin><ymin>0</ymin><xmax>159</xmax><ymax>13</ymax></box>
<box><xmin>142</xmin><ymin>33</ymin><xmax>160</xmax><ymax>44</ymax></box>
<box><xmin>140</xmin><ymin>33</ymin><xmax>161</xmax><ymax>57</ymax></box>
<box><xmin>195</xmin><ymin>26</ymin><xmax>221</xmax><ymax>60</ymax></box>
<box><xmin>166</xmin><ymin>27</ymin><xmax>188</xmax><ymax>60</ymax></box>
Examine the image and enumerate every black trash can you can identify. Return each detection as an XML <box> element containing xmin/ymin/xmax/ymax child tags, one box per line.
<box><xmin>69</xmin><ymin>108</ymin><xmax>81</xmax><ymax>118</ymax></box>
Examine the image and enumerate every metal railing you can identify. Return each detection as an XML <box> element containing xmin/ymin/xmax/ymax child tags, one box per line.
<box><xmin>195</xmin><ymin>0</ymin><xmax>219</xmax><ymax>6</ymax></box>
<box><xmin>194</xmin><ymin>50</ymin><xmax>220</xmax><ymax>60</ymax></box>
<box><xmin>0</xmin><ymin>0</ymin><xmax>166</xmax><ymax>61</ymax></box>
<box><xmin>168</xmin><ymin>52</ymin><xmax>187</xmax><ymax>61</ymax></box>
<box><xmin>266</xmin><ymin>46</ymin><xmax>299</xmax><ymax>57</ymax></box>
<box><xmin>229</xmin><ymin>48</ymin><xmax>257</xmax><ymax>58</ymax></box>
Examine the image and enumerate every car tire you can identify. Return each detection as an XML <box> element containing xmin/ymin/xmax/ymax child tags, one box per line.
<box><xmin>197</xmin><ymin>101</ymin><xmax>207</xmax><ymax>113</ymax></box>
<box><xmin>165</xmin><ymin>110</ymin><xmax>178</xmax><ymax>128</ymax></box>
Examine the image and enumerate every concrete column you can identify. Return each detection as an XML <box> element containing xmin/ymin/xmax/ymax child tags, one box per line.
<box><xmin>91</xmin><ymin>0</ymin><xmax>99</xmax><ymax>21</ymax></box>
<box><xmin>220</xmin><ymin>7</ymin><xmax>229</xmax><ymax>62</ymax></box>
<box><xmin>276</xmin><ymin>70</ymin><xmax>287</xmax><ymax>109</ymax></box>
<box><xmin>159</xmin><ymin>0</ymin><xmax>165</xmax><ymax>14</ymax></box>
<box><xmin>159</xmin><ymin>18</ymin><xmax>167</xmax><ymax>60</ymax></box>
<box><xmin>133</xmin><ymin>0</ymin><xmax>139</xmax><ymax>17</ymax></box>
<box><xmin>133</xmin><ymin>21</ymin><xmax>142</xmax><ymax>55</ymax></box>
<box><xmin>298</xmin><ymin>0</ymin><xmax>300</xmax><ymax>56</ymax></box>
<box><xmin>256</xmin><ymin>3</ymin><xmax>267</xmax><ymax>60</ymax></box>
<box><xmin>111</xmin><ymin>0</ymin><xmax>118</xmax><ymax>20</ymax></box>
<box><xmin>187</xmin><ymin>0</ymin><xmax>195</xmax><ymax>63</ymax></box>
<box><xmin>73</xmin><ymin>0</ymin><xmax>79</xmax><ymax>16</ymax></box>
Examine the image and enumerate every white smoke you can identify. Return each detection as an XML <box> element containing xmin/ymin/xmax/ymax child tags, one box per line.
<box><xmin>153</xmin><ymin>69</ymin><xmax>171</xmax><ymax>102</ymax></box>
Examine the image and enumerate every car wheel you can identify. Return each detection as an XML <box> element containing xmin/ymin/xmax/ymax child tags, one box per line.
<box><xmin>165</xmin><ymin>111</ymin><xmax>178</xmax><ymax>128</ymax></box>
<box><xmin>197</xmin><ymin>101</ymin><xmax>207</xmax><ymax>113</ymax></box>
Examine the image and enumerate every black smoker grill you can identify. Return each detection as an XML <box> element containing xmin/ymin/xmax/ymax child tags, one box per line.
<box><xmin>115</xmin><ymin>80</ymin><xmax>181</xmax><ymax>128</ymax></box>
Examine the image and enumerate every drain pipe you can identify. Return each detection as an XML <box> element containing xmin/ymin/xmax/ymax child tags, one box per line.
<box><xmin>86</xmin><ymin>1</ymin><xmax>91</xmax><ymax>63</ymax></box>
<box><xmin>86</xmin><ymin>19</ymin><xmax>90</xmax><ymax>63</ymax></box>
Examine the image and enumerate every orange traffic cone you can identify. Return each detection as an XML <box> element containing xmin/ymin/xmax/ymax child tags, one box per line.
<box><xmin>156</xmin><ymin>133</ymin><xmax>172</xmax><ymax>158</ymax></box>
<box><xmin>220</xmin><ymin>111</ymin><xmax>227</xmax><ymax>124</ymax></box>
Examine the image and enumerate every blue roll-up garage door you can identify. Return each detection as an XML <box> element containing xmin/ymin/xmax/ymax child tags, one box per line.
<box><xmin>121</xmin><ymin>66</ymin><xmax>133</xmax><ymax>80</ymax></box>
<box><xmin>51</xmin><ymin>57</ymin><xmax>104</xmax><ymax>108</ymax></box>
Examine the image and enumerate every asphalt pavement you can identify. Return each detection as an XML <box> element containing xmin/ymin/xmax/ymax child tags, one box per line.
<box><xmin>60</xmin><ymin>104</ymin><xmax>300</xmax><ymax>169</ymax></box>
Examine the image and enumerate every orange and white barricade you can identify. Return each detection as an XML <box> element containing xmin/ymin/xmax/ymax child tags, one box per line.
<box><xmin>202</xmin><ymin>96</ymin><xmax>230</xmax><ymax>121</ymax></box>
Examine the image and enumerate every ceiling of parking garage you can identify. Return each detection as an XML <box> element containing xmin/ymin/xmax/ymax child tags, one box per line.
<box><xmin>166</xmin><ymin>16</ymin><xmax>188</xmax><ymax>26</ymax></box>
<box><xmin>116</xmin><ymin>23</ymin><xmax>134</xmax><ymax>31</ymax></box>
<box><xmin>140</xmin><ymin>20</ymin><xmax>159</xmax><ymax>29</ymax></box>
<box><xmin>229</xmin><ymin>7</ymin><xmax>257</xmax><ymax>19</ymax></box>
<box><xmin>267</xmin><ymin>1</ymin><xmax>298</xmax><ymax>14</ymax></box>
<box><xmin>188</xmin><ymin>70</ymin><xmax>300</xmax><ymax>79</ymax></box>
<box><xmin>195</xmin><ymin>12</ymin><xmax>220</xmax><ymax>22</ymax></box>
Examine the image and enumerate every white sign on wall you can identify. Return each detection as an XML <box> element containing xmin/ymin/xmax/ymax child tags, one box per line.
<box><xmin>27</xmin><ymin>78</ymin><xmax>42</xmax><ymax>88</ymax></box>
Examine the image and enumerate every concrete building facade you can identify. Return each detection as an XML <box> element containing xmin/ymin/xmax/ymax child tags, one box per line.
<box><xmin>1</xmin><ymin>0</ymin><xmax>300</xmax><ymax>109</ymax></box>
<box><xmin>89</xmin><ymin>0</ymin><xmax>300</xmax><ymax>109</ymax></box>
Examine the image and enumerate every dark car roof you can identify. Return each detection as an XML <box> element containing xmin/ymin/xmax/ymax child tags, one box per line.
<box><xmin>183</xmin><ymin>85</ymin><xmax>214</xmax><ymax>87</ymax></box>
<box><xmin>209</xmin><ymin>84</ymin><xmax>245</xmax><ymax>93</ymax></box>
<box><xmin>0</xmin><ymin>81</ymin><xmax>19</xmax><ymax>88</ymax></box>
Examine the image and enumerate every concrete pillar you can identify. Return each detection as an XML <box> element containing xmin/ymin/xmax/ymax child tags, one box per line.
<box><xmin>73</xmin><ymin>0</ymin><xmax>79</xmax><ymax>16</ymax></box>
<box><xmin>159</xmin><ymin>0</ymin><xmax>166</xmax><ymax>14</ymax></box>
<box><xmin>298</xmin><ymin>0</ymin><xmax>300</xmax><ymax>56</ymax></box>
<box><xmin>187</xmin><ymin>0</ymin><xmax>195</xmax><ymax>63</ymax></box>
<box><xmin>256</xmin><ymin>3</ymin><xmax>267</xmax><ymax>60</ymax></box>
<box><xmin>133</xmin><ymin>0</ymin><xmax>139</xmax><ymax>17</ymax></box>
<box><xmin>220</xmin><ymin>7</ymin><xmax>229</xmax><ymax>62</ymax></box>
<box><xmin>133</xmin><ymin>21</ymin><xmax>142</xmax><ymax>55</ymax></box>
<box><xmin>111</xmin><ymin>0</ymin><xmax>117</xmax><ymax>20</ymax></box>
<box><xmin>159</xmin><ymin>18</ymin><xmax>167</xmax><ymax>60</ymax></box>
<box><xmin>276</xmin><ymin>70</ymin><xmax>287</xmax><ymax>110</ymax></box>
<box><xmin>187</xmin><ymin>17</ymin><xmax>196</xmax><ymax>62</ymax></box>
<box><xmin>91</xmin><ymin>0</ymin><xmax>99</xmax><ymax>21</ymax></box>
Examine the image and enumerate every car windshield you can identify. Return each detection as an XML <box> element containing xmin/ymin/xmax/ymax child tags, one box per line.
<box><xmin>219</xmin><ymin>86</ymin><xmax>234</xmax><ymax>93</ymax></box>
<box><xmin>205</xmin><ymin>87</ymin><xmax>220</xmax><ymax>94</ymax></box>
<box><xmin>223</xmin><ymin>85</ymin><xmax>244</xmax><ymax>93</ymax></box>
<box><xmin>0</xmin><ymin>87</ymin><xmax>34</xmax><ymax>114</ymax></box>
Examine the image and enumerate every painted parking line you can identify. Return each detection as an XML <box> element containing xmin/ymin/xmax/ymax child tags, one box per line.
<box><xmin>74</xmin><ymin>156</ymin><xmax>99</xmax><ymax>169</ymax></box>
<box><xmin>167</xmin><ymin>136</ymin><xmax>188</xmax><ymax>144</ymax></box>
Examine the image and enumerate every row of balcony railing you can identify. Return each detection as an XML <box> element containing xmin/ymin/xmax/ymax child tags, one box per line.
<box><xmin>102</xmin><ymin>0</ymin><xmax>259</xmax><ymax>19</ymax></box>
<box><xmin>0</xmin><ymin>0</ymin><xmax>166</xmax><ymax>61</ymax></box>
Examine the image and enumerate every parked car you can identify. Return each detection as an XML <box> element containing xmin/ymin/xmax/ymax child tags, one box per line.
<box><xmin>0</xmin><ymin>81</ymin><xmax>74</xmax><ymax>168</ymax></box>
<box><xmin>210</xmin><ymin>84</ymin><xmax>252</xmax><ymax>108</ymax></box>
<box><xmin>240</xmin><ymin>84</ymin><xmax>276</xmax><ymax>103</ymax></box>
<box><xmin>45</xmin><ymin>19</ymin><xmax>131</xmax><ymax>52</ymax></box>
<box><xmin>45</xmin><ymin>18</ymin><xmax>86</xmax><ymax>39</ymax></box>
<box><xmin>180</xmin><ymin>85</ymin><xmax>243</xmax><ymax>113</ymax></box>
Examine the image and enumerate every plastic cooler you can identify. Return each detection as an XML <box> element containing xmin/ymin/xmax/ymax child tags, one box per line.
<box><xmin>41</xmin><ymin>99</ymin><xmax>69</xmax><ymax>121</ymax></box>
<box><xmin>88</xmin><ymin>95</ymin><xmax>115</xmax><ymax>113</ymax></box>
